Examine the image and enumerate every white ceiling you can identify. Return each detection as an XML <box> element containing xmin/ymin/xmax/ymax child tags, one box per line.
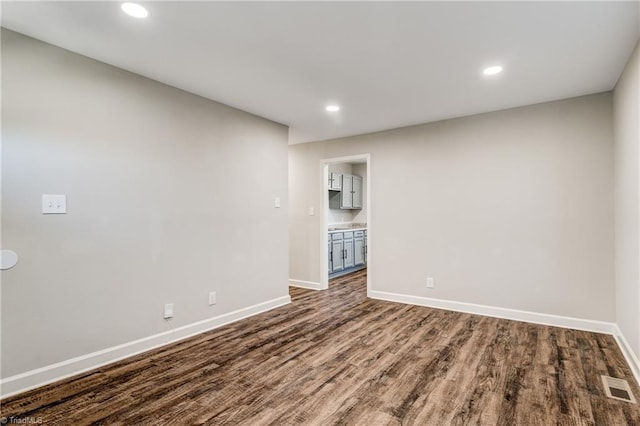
<box><xmin>2</xmin><ymin>1</ymin><xmax>639</xmax><ymax>144</ymax></box>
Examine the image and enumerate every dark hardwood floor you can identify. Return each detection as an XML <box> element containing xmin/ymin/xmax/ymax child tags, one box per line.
<box><xmin>2</xmin><ymin>270</ymin><xmax>639</xmax><ymax>425</ymax></box>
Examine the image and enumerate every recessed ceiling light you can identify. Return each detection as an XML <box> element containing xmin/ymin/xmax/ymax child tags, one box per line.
<box><xmin>483</xmin><ymin>65</ymin><xmax>503</xmax><ymax>76</ymax></box>
<box><xmin>326</xmin><ymin>105</ymin><xmax>340</xmax><ymax>112</ymax></box>
<box><xmin>121</xmin><ymin>2</ymin><xmax>149</xmax><ymax>19</ymax></box>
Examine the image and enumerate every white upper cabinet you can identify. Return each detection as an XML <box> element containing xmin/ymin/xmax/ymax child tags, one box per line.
<box><xmin>328</xmin><ymin>173</ymin><xmax>342</xmax><ymax>191</ymax></box>
<box><xmin>352</xmin><ymin>175</ymin><xmax>362</xmax><ymax>209</ymax></box>
<box><xmin>342</xmin><ymin>174</ymin><xmax>353</xmax><ymax>208</ymax></box>
<box><xmin>329</xmin><ymin>174</ymin><xmax>362</xmax><ymax>210</ymax></box>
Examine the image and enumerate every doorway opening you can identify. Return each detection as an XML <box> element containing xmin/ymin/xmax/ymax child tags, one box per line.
<box><xmin>320</xmin><ymin>154</ymin><xmax>371</xmax><ymax>294</ymax></box>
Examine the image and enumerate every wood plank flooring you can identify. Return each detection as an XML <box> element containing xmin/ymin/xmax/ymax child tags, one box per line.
<box><xmin>2</xmin><ymin>270</ymin><xmax>639</xmax><ymax>425</ymax></box>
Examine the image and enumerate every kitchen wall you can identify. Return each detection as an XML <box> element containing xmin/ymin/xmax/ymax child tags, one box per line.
<box><xmin>613</xmin><ymin>40</ymin><xmax>640</xmax><ymax>362</ymax></box>
<box><xmin>290</xmin><ymin>93</ymin><xmax>614</xmax><ymax>322</ymax></box>
<box><xmin>1</xmin><ymin>30</ymin><xmax>289</xmax><ymax>382</ymax></box>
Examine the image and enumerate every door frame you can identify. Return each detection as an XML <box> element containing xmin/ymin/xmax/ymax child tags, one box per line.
<box><xmin>320</xmin><ymin>153</ymin><xmax>371</xmax><ymax>292</ymax></box>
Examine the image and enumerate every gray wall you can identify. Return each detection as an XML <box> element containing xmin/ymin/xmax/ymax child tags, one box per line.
<box><xmin>290</xmin><ymin>93</ymin><xmax>615</xmax><ymax>321</ymax></box>
<box><xmin>614</xmin><ymin>40</ymin><xmax>640</xmax><ymax>360</ymax></box>
<box><xmin>1</xmin><ymin>30</ymin><xmax>289</xmax><ymax>378</ymax></box>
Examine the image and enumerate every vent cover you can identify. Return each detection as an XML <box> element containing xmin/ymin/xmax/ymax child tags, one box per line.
<box><xmin>601</xmin><ymin>375</ymin><xmax>637</xmax><ymax>403</ymax></box>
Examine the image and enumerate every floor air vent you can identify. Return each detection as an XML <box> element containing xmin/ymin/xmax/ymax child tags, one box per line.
<box><xmin>601</xmin><ymin>375</ymin><xmax>637</xmax><ymax>403</ymax></box>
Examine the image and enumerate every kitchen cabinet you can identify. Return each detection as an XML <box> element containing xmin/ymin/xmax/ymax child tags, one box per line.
<box><xmin>329</xmin><ymin>174</ymin><xmax>363</xmax><ymax>210</ymax></box>
<box><xmin>364</xmin><ymin>230</ymin><xmax>368</xmax><ymax>263</ymax></box>
<box><xmin>354</xmin><ymin>230</ymin><xmax>365</xmax><ymax>266</ymax></box>
<box><xmin>343</xmin><ymin>232</ymin><xmax>355</xmax><ymax>269</ymax></box>
<box><xmin>341</xmin><ymin>175</ymin><xmax>353</xmax><ymax>208</ymax></box>
<box><xmin>328</xmin><ymin>236</ymin><xmax>332</xmax><ymax>272</ymax></box>
<box><xmin>329</xmin><ymin>228</ymin><xmax>367</xmax><ymax>277</ymax></box>
<box><xmin>352</xmin><ymin>175</ymin><xmax>363</xmax><ymax>209</ymax></box>
<box><xmin>328</xmin><ymin>173</ymin><xmax>342</xmax><ymax>191</ymax></box>
<box><xmin>330</xmin><ymin>233</ymin><xmax>344</xmax><ymax>274</ymax></box>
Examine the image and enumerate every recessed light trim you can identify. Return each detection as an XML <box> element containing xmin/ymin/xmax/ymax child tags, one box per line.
<box><xmin>483</xmin><ymin>65</ymin><xmax>503</xmax><ymax>76</ymax></box>
<box><xmin>121</xmin><ymin>2</ymin><xmax>149</xmax><ymax>19</ymax></box>
<box><xmin>326</xmin><ymin>105</ymin><xmax>340</xmax><ymax>112</ymax></box>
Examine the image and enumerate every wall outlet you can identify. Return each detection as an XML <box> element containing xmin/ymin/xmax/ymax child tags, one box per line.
<box><xmin>426</xmin><ymin>277</ymin><xmax>434</xmax><ymax>289</ymax></box>
<box><xmin>42</xmin><ymin>194</ymin><xmax>67</xmax><ymax>214</ymax></box>
<box><xmin>163</xmin><ymin>303</ymin><xmax>174</xmax><ymax>319</ymax></box>
<box><xmin>208</xmin><ymin>291</ymin><xmax>217</xmax><ymax>306</ymax></box>
<box><xmin>274</xmin><ymin>197</ymin><xmax>281</xmax><ymax>208</ymax></box>
<box><xmin>309</xmin><ymin>207</ymin><xmax>315</xmax><ymax>216</ymax></box>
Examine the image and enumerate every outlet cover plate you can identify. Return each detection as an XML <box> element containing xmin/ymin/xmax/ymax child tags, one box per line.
<box><xmin>427</xmin><ymin>277</ymin><xmax>434</xmax><ymax>288</ymax></box>
<box><xmin>42</xmin><ymin>194</ymin><xmax>67</xmax><ymax>214</ymax></box>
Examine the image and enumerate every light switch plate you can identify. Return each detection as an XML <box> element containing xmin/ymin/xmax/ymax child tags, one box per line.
<box><xmin>164</xmin><ymin>303</ymin><xmax>174</xmax><ymax>319</ymax></box>
<box><xmin>274</xmin><ymin>197</ymin><xmax>281</xmax><ymax>208</ymax></box>
<box><xmin>42</xmin><ymin>194</ymin><xmax>67</xmax><ymax>214</ymax></box>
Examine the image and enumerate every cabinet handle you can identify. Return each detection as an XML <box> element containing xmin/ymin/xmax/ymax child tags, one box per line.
<box><xmin>343</xmin><ymin>249</ymin><xmax>346</xmax><ymax>259</ymax></box>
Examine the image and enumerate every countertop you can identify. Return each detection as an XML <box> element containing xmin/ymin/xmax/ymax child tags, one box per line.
<box><xmin>328</xmin><ymin>223</ymin><xmax>367</xmax><ymax>233</ymax></box>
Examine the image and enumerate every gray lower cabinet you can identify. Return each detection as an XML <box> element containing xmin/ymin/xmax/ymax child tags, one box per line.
<box><xmin>354</xmin><ymin>230</ymin><xmax>365</xmax><ymax>266</ymax></box>
<box><xmin>328</xmin><ymin>236</ymin><xmax>332</xmax><ymax>272</ymax></box>
<box><xmin>364</xmin><ymin>230</ymin><xmax>368</xmax><ymax>263</ymax></box>
<box><xmin>329</xmin><ymin>229</ymin><xmax>367</xmax><ymax>277</ymax></box>
<box><xmin>343</xmin><ymin>232</ymin><xmax>354</xmax><ymax>269</ymax></box>
<box><xmin>330</xmin><ymin>233</ymin><xmax>344</xmax><ymax>273</ymax></box>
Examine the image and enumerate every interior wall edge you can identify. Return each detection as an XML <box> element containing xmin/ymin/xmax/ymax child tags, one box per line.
<box><xmin>288</xmin><ymin>279</ymin><xmax>322</xmax><ymax>291</ymax></box>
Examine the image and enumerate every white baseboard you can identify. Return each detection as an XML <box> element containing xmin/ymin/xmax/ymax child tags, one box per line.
<box><xmin>0</xmin><ymin>295</ymin><xmax>291</xmax><ymax>399</ymax></box>
<box><xmin>368</xmin><ymin>290</ymin><xmax>617</xmax><ymax>334</ymax></box>
<box><xmin>613</xmin><ymin>325</ymin><xmax>640</xmax><ymax>387</ymax></box>
<box><xmin>4</xmin><ymin>289</ymin><xmax>637</xmax><ymax>400</ymax></box>
<box><xmin>366</xmin><ymin>290</ymin><xmax>640</xmax><ymax>384</ymax></box>
<box><xmin>289</xmin><ymin>279</ymin><xmax>322</xmax><ymax>290</ymax></box>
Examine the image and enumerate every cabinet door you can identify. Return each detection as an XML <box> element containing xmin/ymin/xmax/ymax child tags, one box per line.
<box><xmin>329</xmin><ymin>173</ymin><xmax>342</xmax><ymax>191</ymax></box>
<box><xmin>343</xmin><ymin>238</ymin><xmax>355</xmax><ymax>268</ymax></box>
<box><xmin>354</xmin><ymin>236</ymin><xmax>365</xmax><ymax>266</ymax></box>
<box><xmin>331</xmin><ymin>240</ymin><xmax>344</xmax><ymax>272</ymax></box>
<box><xmin>364</xmin><ymin>231</ymin><xmax>367</xmax><ymax>264</ymax></box>
<box><xmin>341</xmin><ymin>175</ymin><xmax>353</xmax><ymax>208</ymax></box>
<box><xmin>352</xmin><ymin>175</ymin><xmax>363</xmax><ymax>209</ymax></box>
